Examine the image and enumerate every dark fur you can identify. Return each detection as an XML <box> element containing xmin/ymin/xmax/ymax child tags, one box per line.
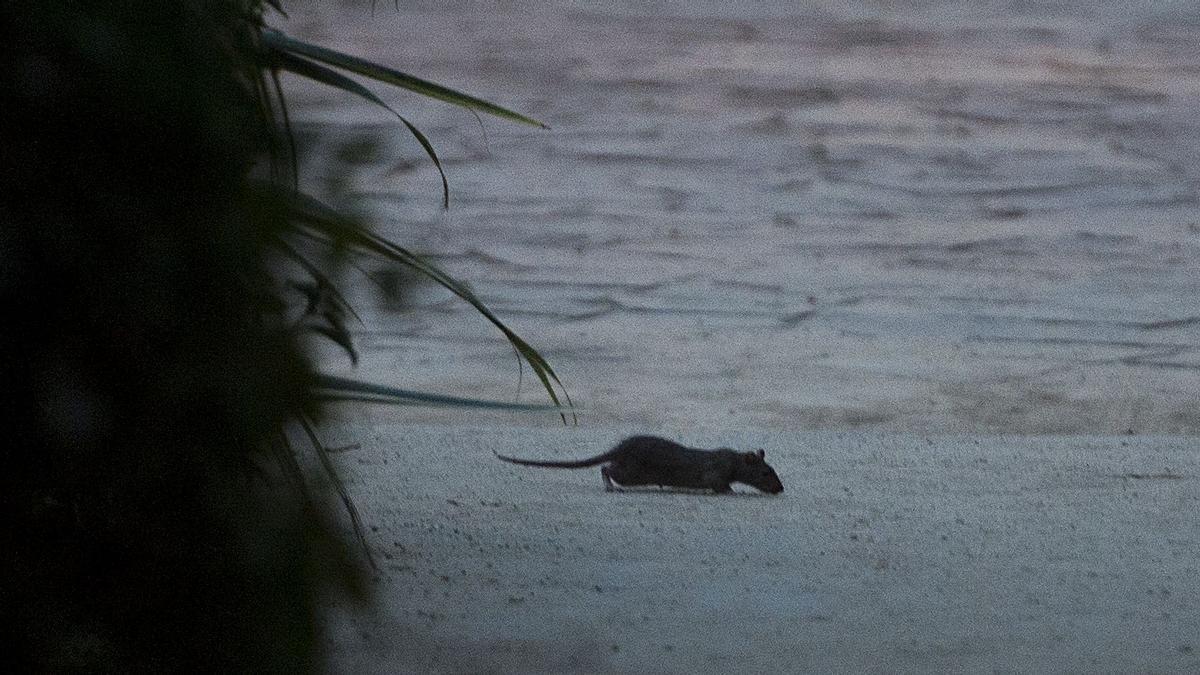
<box><xmin>496</xmin><ymin>435</ymin><xmax>784</xmax><ymax>494</ymax></box>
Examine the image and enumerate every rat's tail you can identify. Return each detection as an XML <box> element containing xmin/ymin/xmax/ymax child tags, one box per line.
<box><xmin>494</xmin><ymin>448</ymin><xmax>618</xmax><ymax>469</ymax></box>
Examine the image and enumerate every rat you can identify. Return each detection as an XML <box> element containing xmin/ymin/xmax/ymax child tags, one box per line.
<box><xmin>495</xmin><ymin>435</ymin><xmax>784</xmax><ymax>494</ymax></box>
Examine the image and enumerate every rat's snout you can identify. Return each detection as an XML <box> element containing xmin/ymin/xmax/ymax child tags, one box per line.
<box><xmin>763</xmin><ymin>466</ymin><xmax>784</xmax><ymax>494</ymax></box>
<box><xmin>762</xmin><ymin>476</ymin><xmax>784</xmax><ymax>494</ymax></box>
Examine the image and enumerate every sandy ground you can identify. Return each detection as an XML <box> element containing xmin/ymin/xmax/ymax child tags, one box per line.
<box><xmin>319</xmin><ymin>426</ymin><xmax>1200</xmax><ymax>673</ymax></box>
<box><xmin>267</xmin><ymin>1</ymin><xmax>1200</xmax><ymax>671</ymax></box>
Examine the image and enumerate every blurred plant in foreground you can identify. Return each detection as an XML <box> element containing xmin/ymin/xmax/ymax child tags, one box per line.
<box><xmin>0</xmin><ymin>1</ymin><xmax>568</xmax><ymax>670</ymax></box>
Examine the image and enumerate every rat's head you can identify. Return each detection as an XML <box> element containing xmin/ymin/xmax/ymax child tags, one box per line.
<box><xmin>737</xmin><ymin>449</ymin><xmax>783</xmax><ymax>494</ymax></box>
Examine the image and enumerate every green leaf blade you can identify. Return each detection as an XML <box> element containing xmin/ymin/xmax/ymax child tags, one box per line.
<box><xmin>262</xmin><ymin>30</ymin><xmax>549</xmax><ymax>129</ymax></box>
<box><xmin>248</xmin><ymin>182</ymin><xmax>573</xmax><ymax>417</ymax></box>
<box><xmin>273</xmin><ymin>51</ymin><xmax>450</xmax><ymax>208</ymax></box>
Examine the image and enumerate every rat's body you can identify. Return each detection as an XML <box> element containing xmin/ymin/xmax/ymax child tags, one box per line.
<box><xmin>496</xmin><ymin>435</ymin><xmax>784</xmax><ymax>494</ymax></box>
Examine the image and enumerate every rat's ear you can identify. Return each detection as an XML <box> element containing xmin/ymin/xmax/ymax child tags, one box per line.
<box><xmin>756</xmin><ymin>448</ymin><xmax>765</xmax><ymax>459</ymax></box>
<box><xmin>743</xmin><ymin>451</ymin><xmax>761</xmax><ymax>464</ymax></box>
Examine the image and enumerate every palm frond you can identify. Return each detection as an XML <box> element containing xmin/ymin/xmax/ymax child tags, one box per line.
<box><xmin>267</xmin><ymin>66</ymin><xmax>299</xmax><ymax>188</ymax></box>
<box><xmin>296</xmin><ymin>416</ymin><xmax>377</xmax><ymax>571</ymax></box>
<box><xmin>261</xmin><ymin>29</ymin><xmax>548</xmax><ymax>129</ymax></box>
<box><xmin>272</xmin><ymin>50</ymin><xmax>450</xmax><ymax>207</ymax></box>
<box><xmin>273</xmin><ymin>236</ymin><xmax>364</xmax><ymax>326</ymax></box>
<box><xmin>249</xmin><ymin>181</ymin><xmax>574</xmax><ymax>419</ymax></box>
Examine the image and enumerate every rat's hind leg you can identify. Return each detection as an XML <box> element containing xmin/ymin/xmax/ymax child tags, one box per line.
<box><xmin>601</xmin><ymin>465</ymin><xmax>618</xmax><ymax>492</ymax></box>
